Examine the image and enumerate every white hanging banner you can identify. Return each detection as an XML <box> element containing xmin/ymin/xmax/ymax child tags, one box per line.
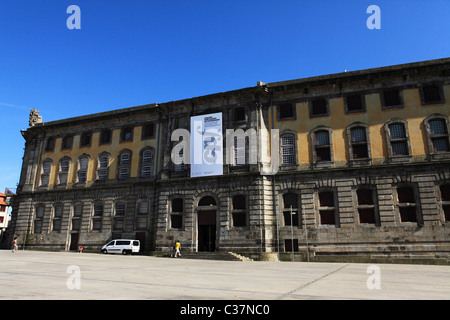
<box><xmin>190</xmin><ymin>112</ymin><xmax>223</xmax><ymax>178</ymax></box>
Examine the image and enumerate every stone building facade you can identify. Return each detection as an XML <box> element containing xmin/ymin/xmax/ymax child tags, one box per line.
<box><xmin>7</xmin><ymin>58</ymin><xmax>450</xmax><ymax>260</ymax></box>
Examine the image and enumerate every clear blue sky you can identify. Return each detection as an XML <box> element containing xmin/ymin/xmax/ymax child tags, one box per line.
<box><xmin>0</xmin><ymin>0</ymin><xmax>449</xmax><ymax>191</ymax></box>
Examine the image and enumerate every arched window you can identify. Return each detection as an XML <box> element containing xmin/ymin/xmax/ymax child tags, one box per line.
<box><xmin>198</xmin><ymin>196</ymin><xmax>216</xmax><ymax>207</ymax></box>
<box><xmin>40</xmin><ymin>159</ymin><xmax>52</xmax><ymax>186</ymax></box>
<box><xmin>118</xmin><ymin>150</ymin><xmax>131</xmax><ymax>180</ymax></box>
<box><xmin>97</xmin><ymin>153</ymin><xmax>109</xmax><ymax>181</ymax></box>
<box><xmin>424</xmin><ymin>115</ymin><xmax>450</xmax><ymax>157</ymax></box>
<box><xmin>281</xmin><ymin>134</ymin><xmax>295</xmax><ymax>165</ymax></box>
<box><xmin>58</xmin><ymin>158</ymin><xmax>70</xmax><ymax>185</ymax></box>
<box><xmin>77</xmin><ymin>156</ymin><xmax>89</xmax><ymax>183</ymax></box>
<box><xmin>140</xmin><ymin>148</ymin><xmax>153</xmax><ymax>178</ymax></box>
<box><xmin>311</xmin><ymin>127</ymin><xmax>333</xmax><ymax>165</ymax></box>
<box><xmin>384</xmin><ymin>119</ymin><xmax>411</xmax><ymax>161</ymax></box>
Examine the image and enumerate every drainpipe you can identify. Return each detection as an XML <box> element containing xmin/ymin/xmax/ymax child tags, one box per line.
<box><xmin>270</xmin><ymin>93</ymin><xmax>280</xmax><ymax>262</ymax></box>
<box><xmin>151</xmin><ymin>105</ymin><xmax>162</xmax><ymax>252</ymax></box>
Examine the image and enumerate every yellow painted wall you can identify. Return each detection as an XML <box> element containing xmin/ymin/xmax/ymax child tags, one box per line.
<box><xmin>41</xmin><ymin>124</ymin><xmax>159</xmax><ymax>187</ymax></box>
<box><xmin>275</xmin><ymin>85</ymin><xmax>450</xmax><ymax>168</ymax></box>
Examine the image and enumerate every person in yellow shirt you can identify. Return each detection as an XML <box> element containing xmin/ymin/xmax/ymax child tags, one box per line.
<box><xmin>174</xmin><ymin>240</ymin><xmax>181</xmax><ymax>257</ymax></box>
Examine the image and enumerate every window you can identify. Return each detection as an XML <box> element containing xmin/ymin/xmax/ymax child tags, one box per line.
<box><xmin>382</xmin><ymin>90</ymin><xmax>403</xmax><ymax>109</ymax></box>
<box><xmin>77</xmin><ymin>156</ymin><xmax>89</xmax><ymax>183</ymax></box>
<box><xmin>142</xmin><ymin>123</ymin><xmax>155</xmax><ymax>140</ymax></box>
<box><xmin>80</xmin><ymin>132</ymin><xmax>92</xmax><ymax>147</ymax></box>
<box><xmin>345</xmin><ymin>94</ymin><xmax>365</xmax><ymax>113</ymax></box>
<box><xmin>357</xmin><ymin>188</ymin><xmax>377</xmax><ymax>224</ymax></box>
<box><xmin>349</xmin><ymin>126</ymin><xmax>370</xmax><ymax>159</ymax></box>
<box><xmin>92</xmin><ymin>201</ymin><xmax>103</xmax><ymax>230</ymax></box>
<box><xmin>53</xmin><ymin>203</ymin><xmax>63</xmax><ymax>232</ymax></box>
<box><xmin>282</xmin><ymin>193</ymin><xmax>299</xmax><ymax>227</ymax></box>
<box><xmin>232</xmin><ymin>195</ymin><xmax>247</xmax><ymax>227</ymax></box>
<box><xmin>97</xmin><ymin>154</ymin><xmax>109</xmax><ymax>181</ymax></box>
<box><xmin>233</xmin><ymin>136</ymin><xmax>247</xmax><ymax>166</ymax></box>
<box><xmin>45</xmin><ymin>137</ymin><xmax>55</xmax><ymax>152</ymax></box>
<box><xmin>281</xmin><ymin>134</ymin><xmax>295</xmax><ymax>165</ymax></box>
<box><xmin>396</xmin><ymin>186</ymin><xmax>418</xmax><ymax>223</ymax></box>
<box><xmin>113</xmin><ymin>202</ymin><xmax>125</xmax><ymax>231</ymax></box>
<box><xmin>121</xmin><ymin>127</ymin><xmax>133</xmax><ymax>142</ymax></box>
<box><xmin>34</xmin><ymin>205</ymin><xmax>45</xmax><ymax>233</ymax></box>
<box><xmin>170</xmin><ymin>198</ymin><xmax>183</xmax><ymax>229</ymax></box>
<box><xmin>439</xmin><ymin>184</ymin><xmax>450</xmax><ymax>222</ymax></box>
<box><xmin>234</xmin><ymin>107</ymin><xmax>246</xmax><ymax>122</ymax></box>
<box><xmin>385</xmin><ymin>120</ymin><xmax>411</xmax><ymax>160</ymax></box>
<box><xmin>72</xmin><ymin>203</ymin><xmax>82</xmax><ymax>231</ymax></box>
<box><xmin>118</xmin><ymin>151</ymin><xmax>131</xmax><ymax>180</ymax></box>
<box><xmin>58</xmin><ymin>158</ymin><xmax>70</xmax><ymax>185</ymax></box>
<box><xmin>137</xmin><ymin>201</ymin><xmax>149</xmax><ymax>230</ymax></box>
<box><xmin>279</xmin><ymin>103</ymin><xmax>294</xmax><ymax>120</ymax></box>
<box><xmin>61</xmin><ymin>136</ymin><xmax>73</xmax><ymax>150</ymax></box>
<box><xmin>99</xmin><ymin>129</ymin><xmax>112</xmax><ymax>145</ymax></box>
<box><xmin>310</xmin><ymin>98</ymin><xmax>328</xmax><ymax>117</ymax></box>
<box><xmin>318</xmin><ymin>191</ymin><xmax>337</xmax><ymax>226</ymax></box>
<box><xmin>41</xmin><ymin>160</ymin><xmax>52</xmax><ymax>186</ymax></box>
<box><xmin>421</xmin><ymin>84</ymin><xmax>444</xmax><ymax>105</ymax></box>
<box><xmin>312</xmin><ymin>129</ymin><xmax>332</xmax><ymax>163</ymax></box>
<box><xmin>140</xmin><ymin>148</ymin><xmax>153</xmax><ymax>178</ymax></box>
<box><xmin>173</xmin><ymin>148</ymin><xmax>185</xmax><ymax>172</ymax></box>
<box><xmin>425</xmin><ymin>117</ymin><xmax>450</xmax><ymax>154</ymax></box>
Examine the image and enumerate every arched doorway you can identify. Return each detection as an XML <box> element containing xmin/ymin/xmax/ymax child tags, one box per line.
<box><xmin>197</xmin><ymin>196</ymin><xmax>217</xmax><ymax>252</ymax></box>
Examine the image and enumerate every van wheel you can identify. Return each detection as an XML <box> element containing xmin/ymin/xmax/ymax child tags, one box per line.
<box><xmin>122</xmin><ymin>250</ymin><xmax>128</xmax><ymax>255</ymax></box>
<box><xmin>102</xmin><ymin>249</ymin><xmax>107</xmax><ymax>254</ymax></box>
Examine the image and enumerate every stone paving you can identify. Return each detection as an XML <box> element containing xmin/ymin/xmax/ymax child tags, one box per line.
<box><xmin>1</xmin><ymin>250</ymin><xmax>449</xmax><ymax>300</ymax></box>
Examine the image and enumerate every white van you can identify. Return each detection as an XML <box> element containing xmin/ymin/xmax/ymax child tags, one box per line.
<box><xmin>101</xmin><ymin>239</ymin><xmax>140</xmax><ymax>255</ymax></box>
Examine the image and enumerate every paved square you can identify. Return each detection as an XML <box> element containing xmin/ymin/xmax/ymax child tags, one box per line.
<box><xmin>0</xmin><ymin>250</ymin><xmax>449</xmax><ymax>300</ymax></box>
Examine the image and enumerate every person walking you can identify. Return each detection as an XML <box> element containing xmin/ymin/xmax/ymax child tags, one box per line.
<box><xmin>174</xmin><ymin>240</ymin><xmax>181</xmax><ymax>257</ymax></box>
<box><xmin>11</xmin><ymin>237</ymin><xmax>18</xmax><ymax>253</ymax></box>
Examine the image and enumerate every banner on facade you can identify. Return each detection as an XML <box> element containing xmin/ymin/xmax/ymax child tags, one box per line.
<box><xmin>190</xmin><ymin>112</ymin><xmax>223</xmax><ymax>178</ymax></box>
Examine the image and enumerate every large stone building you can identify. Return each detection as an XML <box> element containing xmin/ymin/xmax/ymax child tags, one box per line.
<box><xmin>7</xmin><ymin>58</ymin><xmax>450</xmax><ymax>261</ymax></box>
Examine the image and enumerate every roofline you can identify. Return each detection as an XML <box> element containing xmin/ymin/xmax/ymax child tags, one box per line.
<box><xmin>29</xmin><ymin>57</ymin><xmax>450</xmax><ymax>129</ymax></box>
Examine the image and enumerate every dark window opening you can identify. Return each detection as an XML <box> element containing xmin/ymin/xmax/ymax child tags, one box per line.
<box><xmin>397</xmin><ymin>187</ymin><xmax>415</xmax><ymax>203</ymax></box>
<box><xmin>232</xmin><ymin>195</ymin><xmax>246</xmax><ymax>210</ymax></box>
<box><xmin>80</xmin><ymin>133</ymin><xmax>92</xmax><ymax>147</ymax></box>
<box><xmin>61</xmin><ymin>136</ymin><xmax>73</xmax><ymax>150</ymax></box>
<box><xmin>199</xmin><ymin>196</ymin><xmax>216</xmax><ymax>206</ymax></box>
<box><xmin>234</xmin><ymin>107</ymin><xmax>246</xmax><ymax>122</ymax></box>
<box><xmin>279</xmin><ymin>103</ymin><xmax>294</xmax><ymax>119</ymax></box>
<box><xmin>45</xmin><ymin>138</ymin><xmax>55</xmax><ymax>152</ymax></box>
<box><xmin>142</xmin><ymin>123</ymin><xmax>155</xmax><ymax>139</ymax></box>
<box><xmin>346</xmin><ymin>95</ymin><xmax>364</xmax><ymax>112</ymax></box>
<box><xmin>358</xmin><ymin>208</ymin><xmax>375</xmax><ymax>224</ymax></box>
<box><xmin>399</xmin><ymin>207</ymin><xmax>417</xmax><ymax>222</ymax></box>
<box><xmin>100</xmin><ymin>129</ymin><xmax>112</xmax><ymax>144</ymax></box>
<box><xmin>319</xmin><ymin>210</ymin><xmax>335</xmax><ymax>225</ymax></box>
<box><xmin>171</xmin><ymin>215</ymin><xmax>183</xmax><ymax>229</ymax></box>
<box><xmin>283</xmin><ymin>211</ymin><xmax>299</xmax><ymax>226</ymax></box>
<box><xmin>172</xmin><ymin>198</ymin><xmax>183</xmax><ymax>213</ymax></box>
<box><xmin>319</xmin><ymin>191</ymin><xmax>334</xmax><ymax>207</ymax></box>
<box><xmin>311</xmin><ymin>98</ymin><xmax>328</xmax><ymax>117</ymax></box>
<box><xmin>284</xmin><ymin>239</ymin><xmax>299</xmax><ymax>252</ymax></box>
<box><xmin>383</xmin><ymin>90</ymin><xmax>402</xmax><ymax>108</ymax></box>
<box><xmin>121</xmin><ymin>127</ymin><xmax>133</xmax><ymax>141</ymax></box>
<box><xmin>440</xmin><ymin>185</ymin><xmax>450</xmax><ymax>201</ymax></box>
<box><xmin>422</xmin><ymin>85</ymin><xmax>443</xmax><ymax>104</ymax></box>
<box><xmin>232</xmin><ymin>212</ymin><xmax>247</xmax><ymax>227</ymax></box>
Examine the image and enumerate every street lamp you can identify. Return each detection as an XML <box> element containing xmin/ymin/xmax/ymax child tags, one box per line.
<box><xmin>290</xmin><ymin>206</ymin><xmax>297</xmax><ymax>262</ymax></box>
